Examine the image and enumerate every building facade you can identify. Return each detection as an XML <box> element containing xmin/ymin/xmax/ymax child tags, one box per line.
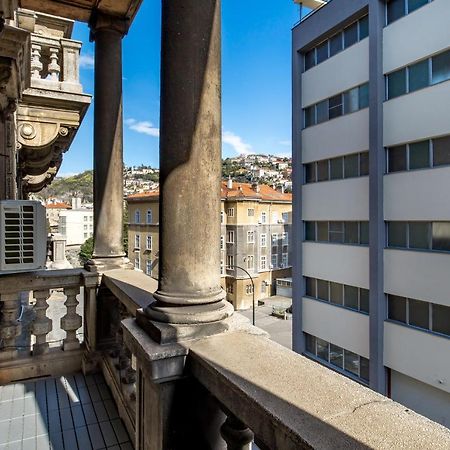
<box><xmin>126</xmin><ymin>192</ymin><xmax>160</xmax><ymax>278</ymax></box>
<box><xmin>58</xmin><ymin>207</ymin><xmax>93</xmax><ymax>246</ymax></box>
<box><xmin>127</xmin><ymin>181</ymin><xmax>292</xmax><ymax>310</ymax></box>
<box><xmin>292</xmin><ymin>0</ymin><xmax>450</xmax><ymax>427</ymax></box>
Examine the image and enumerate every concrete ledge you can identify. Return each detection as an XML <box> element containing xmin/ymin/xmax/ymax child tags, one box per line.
<box><xmin>0</xmin><ymin>347</ymin><xmax>83</xmax><ymax>384</ymax></box>
<box><xmin>102</xmin><ymin>269</ymin><xmax>157</xmax><ymax>315</ymax></box>
<box><xmin>187</xmin><ymin>332</ymin><xmax>450</xmax><ymax>449</ymax></box>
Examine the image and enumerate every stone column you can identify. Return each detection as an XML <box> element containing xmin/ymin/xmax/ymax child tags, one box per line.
<box><xmin>87</xmin><ymin>13</ymin><xmax>130</xmax><ymax>272</ymax></box>
<box><xmin>140</xmin><ymin>0</ymin><xmax>233</xmax><ymax>343</ymax></box>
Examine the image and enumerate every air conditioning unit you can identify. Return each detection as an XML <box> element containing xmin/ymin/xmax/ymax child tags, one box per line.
<box><xmin>0</xmin><ymin>200</ymin><xmax>47</xmax><ymax>273</ymax></box>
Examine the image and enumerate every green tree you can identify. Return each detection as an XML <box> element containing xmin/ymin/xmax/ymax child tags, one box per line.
<box><xmin>79</xmin><ymin>237</ymin><xmax>94</xmax><ymax>265</ymax></box>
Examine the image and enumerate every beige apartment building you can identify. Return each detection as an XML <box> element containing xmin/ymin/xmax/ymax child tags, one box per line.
<box><xmin>126</xmin><ymin>181</ymin><xmax>292</xmax><ymax>310</ymax></box>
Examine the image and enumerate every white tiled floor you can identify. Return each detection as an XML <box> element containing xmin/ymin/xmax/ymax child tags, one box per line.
<box><xmin>0</xmin><ymin>373</ymin><xmax>133</xmax><ymax>450</ymax></box>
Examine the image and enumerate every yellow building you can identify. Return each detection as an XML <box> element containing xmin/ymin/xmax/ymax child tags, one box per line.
<box><xmin>126</xmin><ymin>180</ymin><xmax>292</xmax><ymax>310</ymax></box>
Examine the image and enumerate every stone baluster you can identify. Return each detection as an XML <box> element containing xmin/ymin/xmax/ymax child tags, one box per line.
<box><xmin>61</xmin><ymin>286</ymin><xmax>82</xmax><ymax>351</ymax></box>
<box><xmin>31</xmin><ymin>289</ymin><xmax>52</xmax><ymax>356</ymax></box>
<box><xmin>31</xmin><ymin>43</ymin><xmax>43</xmax><ymax>79</ymax></box>
<box><xmin>60</xmin><ymin>39</ymin><xmax>82</xmax><ymax>93</ymax></box>
<box><xmin>0</xmin><ymin>292</ymin><xmax>22</xmax><ymax>361</ymax></box>
<box><xmin>220</xmin><ymin>415</ymin><xmax>254</xmax><ymax>450</ymax></box>
<box><xmin>48</xmin><ymin>47</ymin><xmax>61</xmax><ymax>81</ymax></box>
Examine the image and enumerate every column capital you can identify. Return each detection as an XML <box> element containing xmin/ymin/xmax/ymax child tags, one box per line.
<box><xmin>89</xmin><ymin>11</ymin><xmax>129</xmax><ymax>41</ymax></box>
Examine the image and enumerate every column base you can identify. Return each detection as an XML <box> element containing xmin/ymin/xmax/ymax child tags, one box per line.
<box><xmin>85</xmin><ymin>256</ymin><xmax>133</xmax><ymax>272</ymax></box>
<box><xmin>136</xmin><ymin>302</ymin><xmax>263</xmax><ymax>345</ymax></box>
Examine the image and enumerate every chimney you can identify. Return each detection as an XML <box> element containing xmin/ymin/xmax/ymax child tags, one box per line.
<box><xmin>227</xmin><ymin>176</ymin><xmax>233</xmax><ymax>189</ymax></box>
<box><xmin>71</xmin><ymin>197</ymin><xmax>81</xmax><ymax>209</ymax></box>
<box><xmin>252</xmin><ymin>182</ymin><xmax>260</xmax><ymax>193</ymax></box>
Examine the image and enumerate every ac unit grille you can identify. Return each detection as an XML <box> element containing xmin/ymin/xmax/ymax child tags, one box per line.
<box><xmin>3</xmin><ymin>204</ymin><xmax>35</xmax><ymax>265</ymax></box>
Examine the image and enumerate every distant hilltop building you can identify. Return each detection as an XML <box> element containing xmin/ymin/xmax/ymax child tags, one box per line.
<box><xmin>126</xmin><ymin>181</ymin><xmax>292</xmax><ymax>310</ymax></box>
<box><xmin>56</xmin><ymin>197</ymin><xmax>93</xmax><ymax>246</ymax></box>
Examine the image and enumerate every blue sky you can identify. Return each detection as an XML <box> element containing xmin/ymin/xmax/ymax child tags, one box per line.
<box><xmin>61</xmin><ymin>1</ymin><xmax>301</xmax><ymax>175</ymax></box>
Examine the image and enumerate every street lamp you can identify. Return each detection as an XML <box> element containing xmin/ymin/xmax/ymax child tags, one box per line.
<box><xmin>228</xmin><ymin>264</ymin><xmax>255</xmax><ymax>326</ymax></box>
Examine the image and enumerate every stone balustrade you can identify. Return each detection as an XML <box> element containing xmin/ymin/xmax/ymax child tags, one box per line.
<box><xmin>0</xmin><ymin>268</ymin><xmax>99</xmax><ymax>384</ymax></box>
<box><xmin>18</xmin><ymin>9</ymin><xmax>83</xmax><ymax>93</ymax></box>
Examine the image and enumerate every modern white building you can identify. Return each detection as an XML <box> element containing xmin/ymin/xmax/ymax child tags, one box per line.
<box><xmin>58</xmin><ymin>200</ymin><xmax>94</xmax><ymax>246</ymax></box>
<box><xmin>292</xmin><ymin>0</ymin><xmax>450</xmax><ymax>428</ymax></box>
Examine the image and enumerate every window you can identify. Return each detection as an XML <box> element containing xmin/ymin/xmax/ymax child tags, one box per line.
<box><xmin>432</xmin><ymin>304</ymin><xmax>450</xmax><ymax>336</ymax></box>
<box><xmin>305</xmin><ymin>277</ymin><xmax>370</xmax><ymax>314</ymax></box>
<box><xmin>261</xmin><ymin>282</ymin><xmax>267</xmax><ymax>294</ymax></box>
<box><xmin>387</xmin><ymin>222</ymin><xmax>407</xmax><ymax>247</ymax></box>
<box><xmin>227</xmin><ymin>231</ymin><xmax>235</xmax><ymax>243</ymax></box>
<box><xmin>386</xmin><ymin>47</ymin><xmax>450</xmax><ymax>101</ymax></box>
<box><xmin>84</xmin><ymin>233</ymin><xmax>88</xmax><ymax>238</ymax></box>
<box><xmin>432</xmin><ymin>49</ymin><xmax>450</xmax><ymax>85</ymax></box>
<box><xmin>386</xmin><ymin>0</ymin><xmax>431</xmax><ymax>25</ymax></box>
<box><xmin>328</xmin><ymin>94</ymin><xmax>343</xmax><ymax>120</ymax></box>
<box><xmin>330</xmin><ymin>157</ymin><xmax>343</xmax><ymax>180</ymax></box>
<box><xmin>260</xmin><ymin>233</ymin><xmax>267</xmax><ymax>247</ymax></box>
<box><xmin>272</xmin><ymin>233</ymin><xmax>278</xmax><ymax>246</ymax></box>
<box><xmin>388</xmin><ymin>295</ymin><xmax>407</xmax><ymax>323</ymax></box>
<box><xmin>146</xmin><ymin>235</ymin><xmax>152</xmax><ymax>250</ymax></box>
<box><xmin>247</xmin><ymin>231</ymin><xmax>255</xmax><ymax>244</ymax></box>
<box><xmin>261</xmin><ymin>212</ymin><xmax>267</xmax><ymax>224</ymax></box>
<box><xmin>282</xmin><ymin>232</ymin><xmax>289</xmax><ymax>245</ymax></box>
<box><xmin>146</xmin><ymin>209</ymin><xmax>153</xmax><ymax>224</ymax></box>
<box><xmin>329</xmin><ymin>33</ymin><xmax>342</xmax><ymax>57</ymax></box>
<box><xmin>271</xmin><ymin>254</ymin><xmax>277</xmax><ymax>268</ymax></box>
<box><xmin>135</xmin><ymin>210</ymin><xmax>141</xmax><ymax>224</ymax></box>
<box><xmin>246</xmin><ymin>255</ymin><xmax>254</xmax><ymax>270</ymax></box>
<box><xmin>386</xmin><ymin>0</ymin><xmax>405</xmax><ymax>25</ymax></box>
<box><xmin>317</xmin><ymin>159</ymin><xmax>329</xmax><ymax>182</ymax></box>
<box><xmin>330</xmin><ymin>282</ymin><xmax>343</xmax><ymax>305</ymax></box>
<box><xmin>329</xmin><ymin>222</ymin><xmax>344</xmax><ymax>243</ymax></box>
<box><xmin>134</xmin><ymin>257</ymin><xmax>140</xmax><ymax>270</ymax></box>
<box><xmin>221</xmin><ymin>211</ymin><xmax>224</xmax><ymax>224</ymax></box>
<box><xmin>409</xmin><ymin>60</ymin><xmax>429</xmax><ymax>92</ymax></box>
<box><xmin>226</xmin><ymin>283</ymin><xmax>234</xmax><ymax>294</ymax></box>
<box><xmin>135</xmin><ymin>234</ymin><xmax>141</xmax><ymax>249</ymax></box>
<box><xmin>303</xmin><ymin>83</ymin><xmax>369</xmax><ymax>129</ymax></box>
<box><xmin>316</xmin><ymin>40</ymin><xmax>328</xmax><ymax>64</ymax></box>
<box><xmin>305</xmin><ymin>152</ymin><xmax>369</xmax><ymax>184</ymax></box>
<box><xmin>305</xmin><ymin>333</ymin><xmax>369</xmax><ymax>383</ymax></box>
<box><xmin>84</xmin><ymin>224</ymin><xmax>88</xmax><ymax>231</ymax></box>
<box><xmin>303</xmin><ymin>16</ymin><xmax>368</xmax><ymax>72</ymax></box>
<box><xmin>387</xmin><ymin>145</ymin><xmax>407</xmax><ymax>172</ymax></box>
<box><xmin>305</xmin><ymin>222</ymin><xmax>369</xmax><ymax>245</ymax></box>
<box><xmin>272</xmin><ymin>212</ymin><xmax>279</xmax><ymax>223</ymax></box>
<box><xmin>409</xmin><ymin>141</ymin><xmax>429</xmax><ymax>169</ymax></box>
<box><xmin>282</xmin><ymin>253</ymin><xmax>288</xmax><ymax>267</ymax></box>
<box><xmin>220</xmin><ymin>260</ymin><xmax>224</xmax><ymax>275</ymax></box>
<box><xmin>282</xmin><ymin>212</ymin><xmax>289</xmax><ymax>223</ymax></box>
<box><xmin>432</xmin><ymin>222</ymin><xmax>450</xmax><ymax>251</ymax></box>
<box><xmin>246</xmin><ymin>284</ymin><xmax>254</xmax><ymax>295</ymax></box>
<box><xmin>260</xmin><ymin>255</ymin><xmax>267</xmax><ymax>270</ymax></box>
<box><xmin>146</xmin><ymin>260</ymin><xmax>152</xmax><ymax>275</ymax></box>
<box><xmin>220</xmin><ymin>235</ymin><xmax>224</xmax><ymax>250</ymax></box>
<box><xmin>227</xmin><ymin>208</ymin><xmax>234</xmax><ymax>217</ymax></box>
<box><xmin>84</xmin><ymin>216</ymin><xmax>88</xmax><ymax>222</ymax></box>
<box><xmin>227</xmin><ymin>255</ymin><xmax>234</xmax><ymax>268</ymax></box>
<box><xmin>387</xmin><ymin>68</ymin><xmax>406</xmax><ymax>99</ymax></box>
<box><xmin>408</xmin><ymin>222</ymin><xmax>429</xmax><ymax>249</ymax></box>
<box><xmin>343</xmin><ymin>87</ymin><xmax>359</xmax><ymax>114</ymax></box>
<box><xmin>432</xmin><ymin>136</ymin><xmax>450</xmax><ymax>167</ymax></box>
<box><xmin>343</xmin><ymin>22</ymin><xmax>358</xmax><ymax>48</ymax></box>
<box><xmin>247</xmin><ymin>208</ymin><xmax>255</xmax><ymax>217</ymax></box>
<box><xmin>387</xmin><ymin>294</ymin><xmax>450</xmax><ymax>338</ymax></box>
<box><xmin>387</xmin><ymin>221</ymin><xmax>450</xmax><ymax>252</ymax></box>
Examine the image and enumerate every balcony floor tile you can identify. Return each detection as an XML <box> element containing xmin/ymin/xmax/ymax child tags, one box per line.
<box><xmin>0</xmin><ymin>373</ymin><xmax>133</xmax><ymax>450</ymax></box>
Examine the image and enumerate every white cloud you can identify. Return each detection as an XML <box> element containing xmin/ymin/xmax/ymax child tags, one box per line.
<box><xmin>79</xmin><ymin>54</ymin><xmax>94</xmax><ymax>69</ymax></box>
<box><xmin>279</xmin><ymin>140</ymin><xmax>291</xmax><ymax>146</ymax></box>
<box><xmin>223</xmin><ymin>131</ymin><xmax>253</xmax><ymax>155</ymax></box>
<box><xmin>125</xmin><ymin>118</ymin><xmax>160</xmax><ymax>137</ymax></box>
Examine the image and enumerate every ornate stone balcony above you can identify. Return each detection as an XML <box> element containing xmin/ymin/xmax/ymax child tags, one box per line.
<box><xmin>15</xmin><ymin>9</ymin><xmax>91</xmax><ymax>195</ymax></box>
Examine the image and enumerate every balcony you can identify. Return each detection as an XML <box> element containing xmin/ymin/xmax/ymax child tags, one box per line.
<box><xmin>1</xmin><ymin>0</ymin><xmax>450</xmax><ymax>449</ymax></box>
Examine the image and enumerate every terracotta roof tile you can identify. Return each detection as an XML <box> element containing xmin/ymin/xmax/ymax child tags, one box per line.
<box><xmin>221</xmin><ymin>181</ymin><xmax>292</xmax><ymax>202</ymax></box>
<box><xmin>46</xmin><ymin>202</ymin><xmax>71</xmax><ymax>209</ymax></box>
